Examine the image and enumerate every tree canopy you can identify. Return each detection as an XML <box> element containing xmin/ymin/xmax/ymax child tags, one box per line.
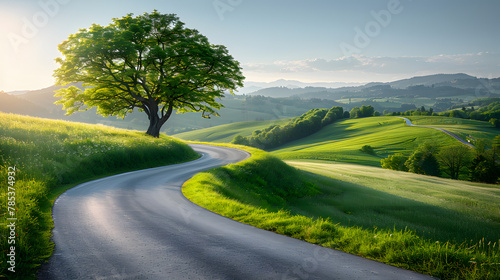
<box><xmin>54</xmin><ymin>11</ymin><xmax>245</xmax><ymax>137</ymax></box>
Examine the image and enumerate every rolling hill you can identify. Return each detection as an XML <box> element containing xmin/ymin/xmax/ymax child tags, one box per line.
<box><xmin>3</xmin><ymin>73</ymin><xmax>499</xmax><ymax>136</ymax></box>
<box><xmin>269</xmin><ymin>116</ymin><xmax>461</xmax><ymax>166</ymax></box>
<box><xmin>176</xmin><ymin>114</ymin><xmax>499</xmax><ymax>167</ymax></box>
<box><xmin>174</xmin><ymin>118</ymin><xmax>291</xmax><ymax>143</ymax></box>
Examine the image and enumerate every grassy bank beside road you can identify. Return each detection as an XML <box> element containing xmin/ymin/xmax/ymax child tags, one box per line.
<box><xmin>183</xmin><ymin>143</ymin><xmax>500</xmax><ymax>279</ymax></box>
<box><xmin>0</xmin><ymin>112</ymin><xmax>199</xmax><ymax>279</ymax></box>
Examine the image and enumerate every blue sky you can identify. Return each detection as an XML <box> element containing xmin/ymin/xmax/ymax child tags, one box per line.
<box><xmin>1</xmin><ymin>0</ymin><xmax>499</xmax><ymax>91</ymax></box>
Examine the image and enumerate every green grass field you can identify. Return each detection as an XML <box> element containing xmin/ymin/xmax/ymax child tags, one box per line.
<box><xmin>406</xmin><ymin>116</ymin><xmax>499</xmax><ymax>143</ymax></box>
<box><xmin>183</xmin><ymin>143</ymin><xmax>500</xmax><ymax>280</ymax></box>
<box><xmin>0</xmin><ymin>112</ymin><xmax>198</xmax><ymax>279</ymax></box>
<box><xmin>286</xmin><ymin>160</ymin><xmax>500</xmax><ymax>242</ymax></box>
<box><xmin>174</xmin><ymin>118</ymin><xmax>290</xmax><ymax>143</ymax></box>
<box><xmin>271</xmin><ymin>116</ymin><xmax>459</xmax><ymax>166</ymax></box>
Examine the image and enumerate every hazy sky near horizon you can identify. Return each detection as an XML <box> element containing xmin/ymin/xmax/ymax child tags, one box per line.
<box><xmin>1</xmin><ymin>0</ymin><xmax>500</xmax><ymax>91</ymax></box>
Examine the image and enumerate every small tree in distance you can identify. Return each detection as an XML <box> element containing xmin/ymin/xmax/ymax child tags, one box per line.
<box><xmin>54</xmin><ymin>11</ymin><xmax>244</xmax><ymax>137</ymax></box>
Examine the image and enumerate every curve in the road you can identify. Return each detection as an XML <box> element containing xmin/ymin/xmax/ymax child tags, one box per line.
<box><xmin>38</xmin><ymin>144</ymin><xmax>435</xmax><ymax>280</ymax></box>
<box><xmin>399</xmin><ymin>117</ymin><xmax>475</xmax><ymax>148</ymax></box>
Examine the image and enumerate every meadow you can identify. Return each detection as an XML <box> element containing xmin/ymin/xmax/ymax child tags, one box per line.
<box><xmin>177</xmin><ymin>116</ymin><xmax>479</xmax><ymax>166</ymax></box>
<box><xmin>0</xmin><ymin>112</ymin><xmax>198</xmax><ymax>279</ymax></box>
<box><xmin>406</xmin><ymin>116</ymin><xmax>499</xmax><ymax>143</ymax></box>
<box><xmin>174</xmin><ymin>118</ymin><xmax>290</xmax><ymax>143</ymax></box>
<box><xmin>183</xmin><ymin>143</ymin><xmax>500</xmax><ymax>279</ymax></box>
<box><xmin>271</xmin><ymin>116</ymin><xmax>459</xmax><ymax>166</ymax></box>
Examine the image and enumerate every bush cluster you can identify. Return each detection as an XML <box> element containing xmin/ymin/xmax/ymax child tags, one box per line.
<box><xmin>381</xmin><ymin>138</ymin><xmax>500</xmax><ymax>183</ymax></box>
<box><xmin>232</xmin><ymin>106</ymin><xmax>345</xmax><ymax>149</ymax></box>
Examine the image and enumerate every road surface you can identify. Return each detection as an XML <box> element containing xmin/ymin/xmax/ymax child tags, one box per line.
<box><xmin>399</xmin><ymin>117</ymin><xmax>475</xmax><ymax>148</ymax></box>
<box><xmin>38</xmin><ymin>144</ymin><xmax>435</xmax><ymax>280</ymax></box>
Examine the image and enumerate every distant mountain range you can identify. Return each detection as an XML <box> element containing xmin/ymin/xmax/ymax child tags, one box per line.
<box><xmin>247</xmin><ymin>73</ymin><xmax>500</xmax><ymax>99</ymax></box>
<box><xmin>236</xmin><ymin>79</ymin><xmax>365</xmax><ymax>94</ymax></box>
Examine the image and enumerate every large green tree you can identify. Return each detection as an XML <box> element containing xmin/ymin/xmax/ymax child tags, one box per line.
<box><xmin>54</xmin><ymin>11</ymin><xmax>244</xmax><ymax>137</ymax></box>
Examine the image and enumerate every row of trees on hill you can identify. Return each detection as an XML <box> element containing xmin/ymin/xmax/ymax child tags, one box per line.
<box><xmin>381</xmin><ymin>137</ymin><xmax>500</xmax><ymax>183</ymax></box>
<box><xmin>350</xmin><ymin>105</ymin><xmax>379</xmax><ymax>118</ymax></box>
<box><xmin>232</xmin><ymin>106</ymin><xmax>346</xmax><ymax>149</ymax></box>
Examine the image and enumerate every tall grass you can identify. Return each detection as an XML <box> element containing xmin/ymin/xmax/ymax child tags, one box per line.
<box><xmin>0</xmin><ymin>112</ymin><xmax>198</xmax><ymax>279</ymax></box>
<box><xmin>183</xmin><ymin>144</ymin><xmax>500</xmax><ymax>279</ymax></box>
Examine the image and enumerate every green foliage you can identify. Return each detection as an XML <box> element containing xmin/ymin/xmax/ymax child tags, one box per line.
<box><xmin>54</xmin><ymin>11</ymin><xmax>244</xmax><ymax>137</ymax></box>
<box><xmin>381</xmin><ymin>153</ymin><xmax>409</xmax><ymax>171</ymax></box>
<box><xmin>231</xmin><ymin>135</ymin><xmax>250</xmax><ymax>146</ymax></box>
<box><xmin>469</xmin><ymin>153</ymin><xmax>499</xmax><ymax>183</ymax></box>
<box><xmin>350</xmin><ymin>105</ymin><xmax>375</xmax><ymax>118</ymax></box>
<box><xmin>490</xmin><ymin>118</ymin><xmax>500</xmax><ymax>128</ymax></box>
<box><xmin>360</xmin><ymin>145</ymin><xmax>376</xmax><ymax>155</ymax></box>
<box><xmin>405</xmin><ymin>142</ymin><xmax>441</xmax><ymax>176</ymax></box>
<box><xmin>321</xmin><ymin>106</ymin><xmax>343</xmax><ymax>126</ymax></box>
<box><xmin>231</xmin><ymin>107</ymin><xmax>343</xmax><ymax>150</ymax></box>
<box><xmin>0</xmin><ymin>112</ymin><xmax>198</xmax><ymax>279</ymax></box>
<box><xmin>350</xmin><ymin>107</ymin><xmax>361</xmax><ymax>118</ymax></box>
<box><xmin>469</xmin><ymin>140</ymin><xmax>499</xmax><ymax>183</ymax></box>
<box><xmin>437</xmin><ymin>144</ymin><xmax>473</xmax><ymax>180</ymax></box>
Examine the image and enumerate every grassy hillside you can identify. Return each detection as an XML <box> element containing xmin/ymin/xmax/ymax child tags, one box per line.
<box><xmin>271</xmin><ymin>116</ymin><xmax>458</xmax><ymax>166</ymax></box>
<box><xmin>286</xmin><ymin>160</ymin><xmax>500</xmax><ymax>242</ymax></box>
<box><xmin>0</xmin><ymin>112</ymin><xmax>198</xmax><ymax>279</ymax></box>
<box><xmin>183</xmin><ymin>143</ymin><xmax>500</xmax><ymax>280</ymax></box>
<box><xmin>406</xmin><ymin>116</ymin><xmax>499</xmax><ymax>142</ymax></box>
<box><xmin>174</xmin><ymin>118</ymin><xmax>290</xmax><ymax>143</ymax></box>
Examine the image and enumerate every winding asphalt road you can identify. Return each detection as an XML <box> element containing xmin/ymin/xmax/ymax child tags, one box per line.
<box><xmin>38</xmin><ymin>144</ymin><xmax>435</xmax><ymax>280</ymax></box>
<box><xmin>399</xmin><ymin>117</ymin><xmax>475</xmax><ymax>148</ymax></box>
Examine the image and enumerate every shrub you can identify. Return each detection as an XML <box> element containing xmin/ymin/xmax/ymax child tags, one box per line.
<box><xmin>381</xmin><ymin>153</ymin><xmax>409</xmax><ymax>171</ymax></box>
<box><xmin>360</xmin><ymin>145</ymin><xmax>376</xmax><ymax>155</ymax></box>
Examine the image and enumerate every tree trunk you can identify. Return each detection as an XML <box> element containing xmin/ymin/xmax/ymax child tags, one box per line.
<box><xmin>145</xmin><ymin>103</ymin><xmax>173</xmax><ymax>138</ymax></box>
<box><xmin>146</xmin><ymin>113</ymin><xmax>162</xmax><ymax>138</ymax></box>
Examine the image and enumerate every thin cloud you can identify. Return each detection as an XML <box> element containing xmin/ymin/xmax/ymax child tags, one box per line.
<box><xmin>242</xmin><ymin>52</ymin><xmax>500</xmax><ymax>78</ymax></box>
